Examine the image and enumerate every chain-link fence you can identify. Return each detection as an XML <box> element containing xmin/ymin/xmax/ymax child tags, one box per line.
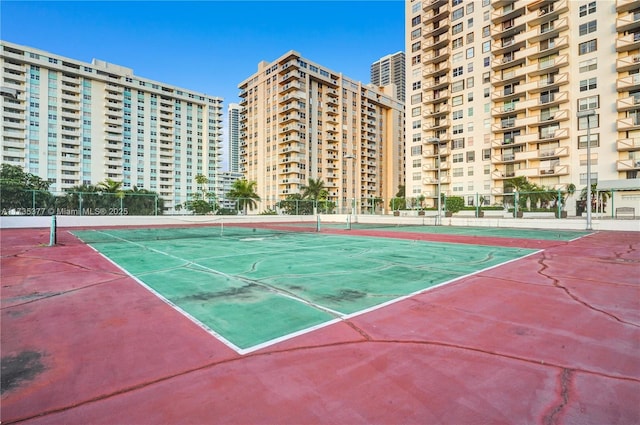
<box><xmin>1</xmin><ymin>190</ymin><xmax>162</xmax><ymax>216</ymax></box>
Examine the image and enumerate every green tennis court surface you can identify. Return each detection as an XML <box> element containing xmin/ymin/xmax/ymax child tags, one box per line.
<box><xmin>336</xmin><ymin>223</ymin><xmax>590</xmax><ymax>241</ymax></box>
<box><xmin>72</xmin><ymin>227</ymin><xmax>538</xmax><ymax>353</ymax></box>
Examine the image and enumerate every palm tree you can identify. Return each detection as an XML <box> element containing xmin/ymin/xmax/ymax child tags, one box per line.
<box><xmin>579</xmin><ymin>183</ymin><xmax>611</xmax><ymax>213</ymax></box>
<box><xmin>228</xmin><ymin>179</ymin><xmax>260</xmax><ymax>214</ymax></box>
<box><xmin>301</xmin><ymin>178</ymin><xmax>325</xmax><ymax>201</ymax></box>
<box><xmin>96</xmin><ymin>178</ymin><xmax>123</xmax><ymax>193</ymax></box>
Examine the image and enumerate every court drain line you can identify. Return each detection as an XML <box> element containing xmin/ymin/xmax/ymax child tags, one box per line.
<box><xmin>537</xmin><ymin>252</ymin><xmax>640</xmax><ymax>328</ymax></box>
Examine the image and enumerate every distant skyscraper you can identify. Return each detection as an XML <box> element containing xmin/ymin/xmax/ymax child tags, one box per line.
<box><xmin>228</xmin><ymin>103</ymin><xmax>240</xmax><ymax>172</ymax></box>
<box><xmin>370</xmin><ymin>51</ymin><xmax>405</xmax><ymax>102</ymax></box>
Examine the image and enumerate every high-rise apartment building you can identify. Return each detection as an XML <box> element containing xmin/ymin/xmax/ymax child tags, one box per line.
<box><xmin>238</xmin><ymin>51</ymin><xmax>405</xmax><ymax>213</ymax></box>
<box><xmin>371</xmin><ymin>51</ymin><xmax>406</xmax><ymax>102</ymax></box>
<box><xmin>228</xmin><ymin>103</ymin><xmax>240</xmax><ymax>173</ymax></box>
<box><xmin>1</xmin><ymin>40</ymin><xmax>224</xmax><ymax>212</ymax></box>
<box><xmin>405</xmin><ymin>0</ymin><xmax>639</xmax><ymax>213</ymax></box>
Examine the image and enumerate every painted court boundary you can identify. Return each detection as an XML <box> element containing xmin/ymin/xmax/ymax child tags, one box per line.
<box><xmin>72</xmin><ymin>229</ymin><xmax>541</xmax><ymax>355</ymax></box>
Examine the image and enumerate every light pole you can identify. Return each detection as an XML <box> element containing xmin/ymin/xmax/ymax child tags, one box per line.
<box><xmin>426</xmin><ymin>137</ymin><xmax>441</xmax><ymax>225</ymax></box>
<box><xmin>577</xmin><ymin>109</ymin><xmax>595</xmax><ymax>230</ymax></box>
<box><xmin>344</xmin><ymin>154</ymin><xmax>356</xmax><ymax>218</ymax></box>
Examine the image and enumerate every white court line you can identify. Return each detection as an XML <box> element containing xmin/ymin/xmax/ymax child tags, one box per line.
<box><xmin>73</xmin><ymin>229</ymin><xmax>542</xmax><ymax>355</ymax></box>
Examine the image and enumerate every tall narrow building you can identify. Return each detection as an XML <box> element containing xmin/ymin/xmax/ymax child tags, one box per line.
<box><xmin>405</xmin><ymin>0</ymin><xmax>636</xmax><ymax>213</ymax></box>
<box><xmin>238</xmin><ymin>51</ymin><xmax>405</xmax><ymax>213</ymax></box>
<box><xmin>228</xmin><ymin>103</ymin><xmax>240</xmax><ymax>173</ymax></box>
<box><xmin>371</xmin><ymin>51</ymin><xmax>406</xmax><ymax>102</ymax></box>
<box><xmin>1</xmin><ymin>41</ymin><xmax>224</xmax><ymax>212</ymax></box>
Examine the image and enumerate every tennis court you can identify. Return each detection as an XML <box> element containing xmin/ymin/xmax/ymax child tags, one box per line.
<box><xmin>2</xmin><ymin>218</ymin><xmax>638</xmax><ymax>425</ymax></box>
<box><xmin>72</xmin><ymin>224</ymin><xmax>537</xmax><ymax>353</ymax></box>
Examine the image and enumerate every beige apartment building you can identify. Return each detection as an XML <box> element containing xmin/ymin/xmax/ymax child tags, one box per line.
<box><xmin>406</xmin><ymin>0</ymin><xmax>640</xmax><ymax>213</ymax></box>
<box><xmin>1</xmin><ymin>41</ymin><xmax>224</xmax><ymax>212</ymax></box>
<box><xmin>238</xmin><ymin>51</ymin><xmax>405</xmax><ymax>213</ymax></box>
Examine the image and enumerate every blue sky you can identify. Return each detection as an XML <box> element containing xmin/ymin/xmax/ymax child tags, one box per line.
<box><xmin>1</xmin><ymin>0</ymin><xmax>405</xmax><ymax>105</ymax></box>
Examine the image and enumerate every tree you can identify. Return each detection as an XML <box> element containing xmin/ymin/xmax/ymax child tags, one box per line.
<box><xmin>389</xmin><ymin>185</ymin><xmax>406</xmax><ymax>211</ymax></box>
<box><xmin>0</xmin><ymin>164</ymin><xmax>51</xmax><ymax>214</ymax></box>
<box><xmin>301</xmin><ymin>178</ymin><xmax>325</xmax><ymax>201</ymax></box>
<box><xmin>277</xmin><ymin>193</ymin><xmax>313</xmax><ymax>215</ymax></box>
<box><xmin>96</xmin><ymin>178</ymin><xmax>123</xmax><ymax>193</ymax></box>
<box><xmin>228</xmin><ymin>179</ymin><xmax>260</xmax><ymax>214</ymax></box>
<box><xmin>445</xmin><ymin>196</ymin><xmax>464</xmax><ymax>214</ymax></box>
<box><xmin>180</xmin><ymin>174</ymin><xmax>217</xmax><ymax>215</ymax></box>
<box><xmin>578</xmin><ymin>183</ymin><xmax>610</xmax><ymax>213</ymax></box>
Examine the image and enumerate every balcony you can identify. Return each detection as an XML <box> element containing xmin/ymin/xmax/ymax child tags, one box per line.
<box><xmin>538</xmin><ymin>165</ymin><xmax>569</xmax><ymax>176</ymax></box>
<box><xmin>617</xmin><ymin>95</ymin><xmax>640</xmax><ymax>112</ymax></box>
<box><xmin>423</xmin><ymin>104</ymin><xmax>450</xmax><ymax>117</ymax></box>
<box><xmin>423</xmin><ymin>90</ymin><xmax>450</xmax><ymax>104</ymax></box>
<box><xmin>422</xmin><ymin>35</ymin><xmax>449</xmax><ymax>53</ymax></box>
<box><xmin>491</xmin><ymin>84</ymin><xmax>526</xmax><ymax>101</ymax></box>
<box><xmin>617</xmin><ymin>137</ymin><xmax>640</xmax><ymax>151</ymax></box>
<box><xmin>617</xmin><ymin>116</ymin><xmax>640</xmax><ymax>131</ymax></box>
<box><xmin>491</xmin><ymin>53</ymin><xmax>526</xmax><ymax>71</ymax></box>
<box><xmin>422</xmin><ymin>175</ymin><xmax>451</xmax><ymax>185</ymax></box>
<box><xmin>526</xmin><ymin>0</ymin><xmax>568</xmax><ymax>25</ymax></box>
<box><xmin>423</xmin><ymin>47</ymin><xmax>451</xmax><ymax>65</ymax></box>
<box><xmin>422</xmin><ymin>61</ymin><xmax>450</xmax><ymax>77</ymax></box>
<box><xmin>535</xmin><ymin>127</ymin><xmax>570</xmax><ymax>143</ymax></box>
<box><xmin>617</xmin><ymin>0</ymin><xmax>639</xmax><ymax>12</ymax></box>
<box><xmin>423</xmin><ymin>75</ymin><xmax>450</xmax><ymax>90</ymax></box>
<box><xmin>533</xmin><ymin>91</ymin><xmax>569</xmax><ymax>109</ymax></box>
<box><xmin>522</xmin><ymin>36</ymin><xmax>569</xmax><ymax>60</ymax></box>
<box><xmin>491</xmin><ymin>4</ymin><xmax>525</xmax><ymax>24</ymax></box>
<box><xmin>617</xmin><ymin>73</ymin><xmax>640</xmax><ymax>92</ymax></box>
<box><xmin>422</xmin><ymin>0</ymin><xmax>447</xmax><ymax>11</ymax></box>
<box><xmin>527</xmin><ymin>54</ymin><xmax>569</xmax><ymax>77</ymax></box>
<box><xmin>616</xmin><ymin>158</ymin><xmax>640</xmax><ymax>171</ymax></box>
<box><xmin>423</xmin><ymin>4</ymin><xmax>450</xmax><ymax>22</ymax></box>
<box><xmin>525</xmin><ymin>18</ymin><xmax>570</xmax><ymax>44</ymax></box>
<box><xmin>423</xmin><ymin>118</ymin><xmax>450</xmax><ymax>130</ymax></box>
<box><xmin>617</xmin><ymin>54</ymin><xmax>640</xmax><ymax>73</ymax></box>
<box><xmin>491</xmin><ymin>67</ymin><xmax>528</xmax><ymax>86</ymax></box>
<box><xmin>617</xmin><ymin>11</ymin><xmax>640</xmax><ymax>32</ymax></box>
<box><xmin>491</xmin><ymin>15</ymin><xmax>527</xmax><ymax>39</ymax></box>
<box><xmin>421</xmin><ymin>145</ymin><xmax>450</xmax><ymax>158</ymax></box>
<box><xmin>423</xmin><ymin>21</ymin><xmax>450</xmax><ymax>38</ymax></box>
<box><xmin>616</xmin><ymin>32</ymin><xmax>640</xmax><ymax>52</ymax></box>
<box><xmin>526</xmin><ymin>73</ymin><xmax>570</xmax><ymax>94</ymax></box>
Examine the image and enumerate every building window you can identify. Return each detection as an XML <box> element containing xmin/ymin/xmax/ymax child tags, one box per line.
<box><xmin>452</xmin><ymin>81</ymin><xmax>465</xmax><ymax>92</ymax></box>
<box><xmin>452</xmin><ymin>23</ymin><xmax>463</xmax><ymax>35</ymax></box>
<box><xmin>452</xmin><ymin>95</ymin><xmax>463</xmax><ymax>106</ymax></box>
<box><xmin>578</xmin><ymin>133</ymin><xmax>600</xmax><ymax>149</ymax></box>
<box><xmin>466</xmin><ymin>3</ymin><xmax>474</xmax><ymax>14</ymax></box>
<box><xmin>452</xmin><ymin>7</ymin><xmax>464</xmax><ymax>21</ymax></box>
<box><xmin>578</xmin><ymin>95</ymin><xmax>599</xmax><ymax>111</ymax></box>
<box><xmin>412</xmin><ymin>81</ymin><xmax>422</xmax><ymax>90</ymax></box>
<box><xmin>579</xmin><ymin>172</ymin><xmax>598</xmax><ymax>185</ymax></box>
<box><xmin>411</xmin><ymin>93</ymin><xmax>422</xmax><ymax>104</ymax></box>
<box><xmin>579</xmin><ymin>20</ymin><xmax>597</xmax><ymax>36</ymax></box>
<box><xmin>453</xmin><ymin>167</ymin><xmax>464</xmax><ymax>177</ymax></box>
<box><xmin>466</xmin><ymin>32</ymin><xmax>474</xmax><ymax>44</ymax></box>
<box><xmin>579</xmin><ymin>1</ymin><xmax>596</xmax><ymax>17</ymax></box>
<box><xmin>579</xmin><ymin>78</ymin><xmax>597</xmax><ymax>92</ymax></box>
<box><xmin>482</xmin><ymin>26</ymin><xmax>490</xmax><ymax>37</ymax></box>
<box><xmin>412</xmin><ymin>55</ymin><xmax>421</xmax><ymax>65</ymax></box>
<box><xmin>482</xmin><ymin>41</ymin><xmax>491</xmax><ymax>53</ymax></box>
<box><xmin>411</xmin><ymin>28</ymin><xmax>422</xmax><ymax>40</ymax></box>
<box><xmin>467</xmin><ymin>77</ymin><xmax>474</xmax><ymax>88</ymax></box>
<box><xmin>579</xmin><ymin>39</ymin><xmax>597</xmax><ymax>55</ymax></box>
<box><xmin>579</xmin><ymin>58</ymin><xmax>597</xmax><ymax>73</ymax></box>
<box><xmin>578</xmin><ymin>114</ymin><xmax>599</xmax><ymax>130</ymax></box>
<box><xmin>453</xmin><ymin>125</ymin><xmax>464</xmax><ymax>135</ymax></box>
<box><xmin>453</xmin><ymin>153</ymin><xmax>464</xmax><ymax>163</ymax></box>
<box><xmin>453</xmin><ymin>66</ymin><xmax>463</xmax><ymax>77</ymax></box>
<box><xmin>412</xmin><ymin>15</ymin><xmax>421</xmax><ymax>26</ymax></box>
<box><xmin>411</xmin><ymin>106</ymin><xmax>421</xmax><ymax>117</ymax></box>
<box><xmin>453</xmin><ymin>110</ymin><xmax>463</xmax><ymax>120</ymax></box>
<box><xmin>412</xmin><ymin>41</ymin><xmax>421</xmax><ymax>52</ymax></box>
<box><xmin>466</xmin><ymin>151</ymin><xmax>475</xmax><ymax>162</ymax></box>
<box><xmin>466</xmin><ymin>47</ymin><xmax>475</xmax><ymax>59</ymax></box>
<box><xmin>453</xmin><ymin>37</ymin><xmax>464</xmax><ymax>49</ymax></box>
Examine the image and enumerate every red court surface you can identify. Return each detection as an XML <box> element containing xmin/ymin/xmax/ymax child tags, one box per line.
<box><xmin>1</xmin><ymin>227</ymin><xmax>639</xmax><ymax>424</ymax></box>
